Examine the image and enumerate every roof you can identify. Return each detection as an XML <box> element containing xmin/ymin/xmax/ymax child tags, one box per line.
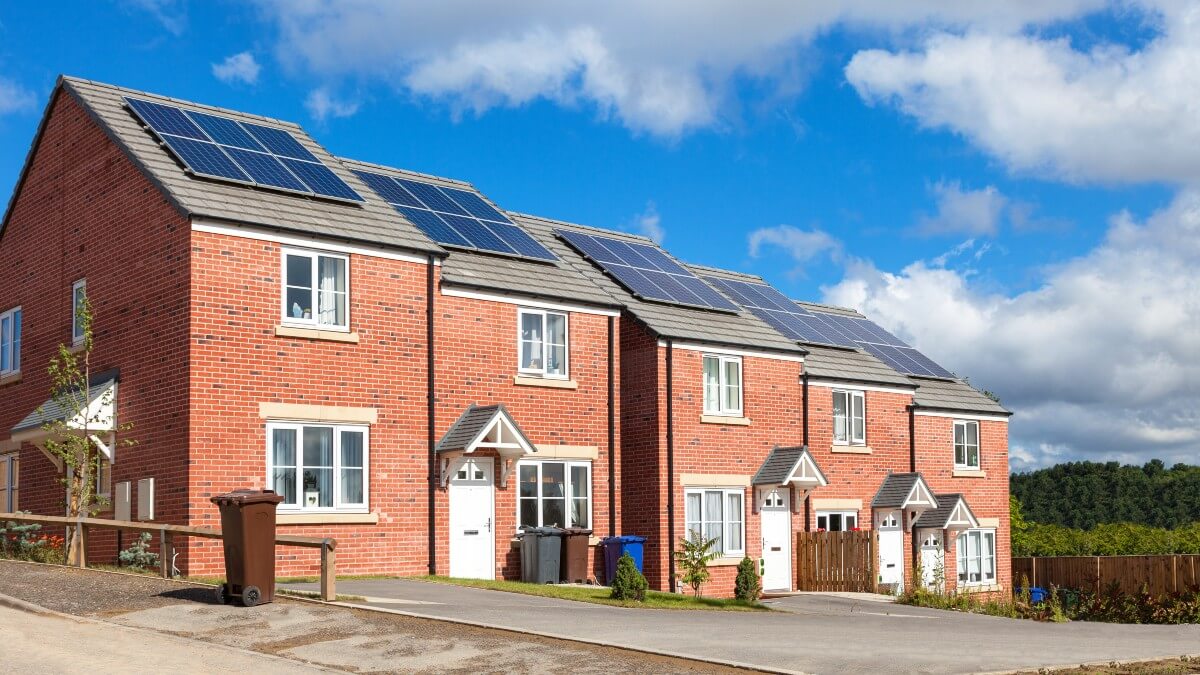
<box><xmin>795</xmin><ymin>301</ymin><xmax>864</xmax><ymax>318</ymax></box>
<box><xmin>913</xmin><ymin>493</ymin><xmax>980</xmax><ymax>530</ymax></box>
<box><xmin>12</xmin><ymin>370</ymin><xmax>118</xmax><ymax>434</ymax></box>
<box><xmin>339</xmin><ymin>159</ymin><xmax>621</xmax><ymax>309</ymax></box>
<box><xmin>436</xmin><ymin>403</ymin><xmax>534</xmax><ymax>454</ymax></box>
<box><xmin>752</xmin><ymin>446</ymin><xmax>828</xmax><ymax>487</ymax></box>
<box><xmin>803</xmin><ymin>344</ymin><xmax>917</xmax><ymax>387</ymax></box>
<box><xmin>46</xmin><ymin>77</ymin><xmax>442</xmax><ymax>256</ymax></box>
<box><xmin>871</xmin><ymin>472</ymin><xmax>938</xmax><ymax>510</ymax></box>
<box><xmin>912</xmin><ymin>377</ymin><xmax>1010</xmax><ymax>416</ymax></box>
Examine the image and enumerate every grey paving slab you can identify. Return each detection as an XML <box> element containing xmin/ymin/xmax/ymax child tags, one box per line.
<box><xmin>282</xmin><ymin>578</ymin><xmax>1200</xmax><ymax>674</ymax></box>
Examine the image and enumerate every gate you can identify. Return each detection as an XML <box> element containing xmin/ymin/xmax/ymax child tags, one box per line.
<box><xmin>795</xmin><ymin>531</ymin><xmax>877</xmax><ymax>592</ymax></box>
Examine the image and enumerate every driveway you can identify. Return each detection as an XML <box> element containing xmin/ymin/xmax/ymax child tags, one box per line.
<box><xmin>282</xmin><ymin>578</ymin><xmax>1200</xmax><ymax>674</ymax></box>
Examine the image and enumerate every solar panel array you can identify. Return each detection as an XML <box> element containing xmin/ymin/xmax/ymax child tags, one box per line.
<box><xmin>124</xmin><ymin>97</ymin><xmax>364</xmax><ymax>203</ymax></box>
<box><xmin>556</xmin><ymin>229</ymin><xmax>739</xmax><ymax>312</ymax></box>
<box><xmin>351</xmin><ymin>170</ymin><xmax>557</xmax><ymax>261</ymax></box>
<box><xmin>702</xmin><ymin>276</ymin><xmax>954</xmax><ymax>378</ymax></box>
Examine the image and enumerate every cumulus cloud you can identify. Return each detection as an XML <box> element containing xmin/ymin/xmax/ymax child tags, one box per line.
<box><xmin>254</xmin><ymin>0</ymin><xmax>1110</xmax><ymax>137</ymax></box>
<box><xmin>845</xmin><ymin>4</ymin><xmax>1200</xmax><ymax>184</ymax></box>
<box><xmin>749</xmin><ymin>224</ymin><xmax>843</xmax><ymax>269</ymax></box>
<box><xmin>212</xmin><ymin>52</ymin><xmax>261</xmax><ymax>85</ymax></box>
<box><xmin>0</xmin><ymin>77</ymin><xmax>35</xmax><ymax>115</ymax></box>
<box><xmin>628</xmin><ymin>201</ymin><xmax>665</xmax><ymax>243</ymax></box>
<box><xmin>917</xmin><ymin>181</ymin><xmax>1007</xmax><ymax>236</ymax></box>
<box><xmin>822</xmin><ymin>190</ymin><xmax>1200</xmax><ymax>468</ymax></box>
<box><xmin>305</xmin><ymin>87</ymin><xmax>361</xmax><ymax>121</ymax></box>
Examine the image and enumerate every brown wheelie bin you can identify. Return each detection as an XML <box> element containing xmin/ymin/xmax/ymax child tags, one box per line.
<box><xmin>560</xmin><ymin>527</ymin><xmax>593</xmax><ymax>583</ymax></box>
<box><xmin>211</xmin><ymin>489</ymin><xmax>284</xmax><ymax>607</ymax></box>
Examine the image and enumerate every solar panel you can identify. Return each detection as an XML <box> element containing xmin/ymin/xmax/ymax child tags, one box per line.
<box><xmin>701</xmin><ymin>275</ymin><xmax>955</xmax><ymax>378</ymax></box>
<box><xmin>351</xmin><ymin>169</ymin><xmax>557</xmax><ymax>261</ymax></box>
<box><xmin>556</xmin><ymin>229</ymin><xmax>739</xmax><ymax>312</ymax></box>
<box><xmin>124</xmin><ymin>97</ymin><xmax>363</xmax><ymax>203</ymax></box>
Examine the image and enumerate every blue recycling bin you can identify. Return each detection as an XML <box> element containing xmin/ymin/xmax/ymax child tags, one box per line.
<box><xmin>1028</xmin><ymin>586</ymin><xmax>1048</xmax><ymax>604</ymax></box>
<box><xmin>601</xmin><ymin>535</ymin><xmax>646</xmax><ymax>584</ymax></box>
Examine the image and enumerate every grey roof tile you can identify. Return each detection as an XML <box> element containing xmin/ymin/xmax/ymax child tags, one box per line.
<box><xmin>912</xmin><ymin>377</ymin><xmax>1010</xmax><ymax>416</ymax></box>
<box><xmin>437</xmin><ymin>404</ymin><xmax>535</xmax><ymax>454</ymax></box>
<box><xmin>913</xmin><ymin>493</ymin><xmax>979</xmax><ymax>530</ymax></box>
<box><xmin>871</xmin><ymin>472</ymin><xmax>937</xmax><ymax>509</ymax></box>
<box><xmin>803</xmin><ymin>345</ymin><xmax>917</xmax><ymax>387</ymax></box>
<box><xmin>13</xmin><ymin>371</ymin><xmax>118</xmax><ymax>433</ymax></box>
<box><xmin>60</xmin><ymin>77</ymin><xmax>443</xmax><ymax>256</ymax></box>
<box><xmin>752</xmin><ymin>446</ymin><xmax>828</xmax><ymax>486</ymax></box>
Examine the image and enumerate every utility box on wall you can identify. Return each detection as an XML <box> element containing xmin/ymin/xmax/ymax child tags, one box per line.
<box><xmin>114</xmin><ymin>481</ymin><xmax>131</xmax><ymax>521</ymax></box>
<box><xmin>137</xmin><ymin>477</ymin><xmax>154</xmax><ymax>520</ymax></box>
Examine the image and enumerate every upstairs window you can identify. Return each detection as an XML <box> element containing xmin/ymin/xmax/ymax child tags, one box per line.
<box><xmin>833</xmin><ymin>390</ymin><xmax>865</xmax><ymax>445</ymax></box>
<box><xmin>282</xmin><ymin>248</ymin><xmax>349</xmax><ymax>330</ymax></box>
<box><xmin>954</xmin><ymin>420</ymin><xmax>980</xmax><ymax>469</ymax></box>
<box><xmin>702</xmin><ymin>354</ymin><xmax>742</xmax><ymax>416</ymax></box>
<box><xmin>72</xmin><ymin>279</ymin><xmax>87</xmax><ymax>344</ymax></box>
<box><xmin>518</xmin><ymin>309</ymin><xmax>568</xmax><ymax>378</ymax></box>
<box><xmin>0</xmin><ymin>307</ymin><xmax>20</xmax><ymax>376</ymax></box>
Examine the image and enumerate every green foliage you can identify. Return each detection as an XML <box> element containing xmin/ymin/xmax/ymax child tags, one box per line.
<box><xmin>734</xmin><ymin>557</ymin><xmax>760</xmax><ymax>602</ymax></box>
<box><xmin>1012</xmin><ymin>518</ymin><xmax>1200</xmax><ymax>557</ymax></box>
<box><xmin>0</xmin><ymin>516</ymin><xmax>66</xmax><ymax>564</ymax></box>
<box><xmin>118</xmin><ymin>532</ymin><xmax>159</xmax><ymax>572</ymax></box>
<box><xmin>674</xmin><ymin>533</ymin><xmax>719</xmax><ymax>597</ymax></box>
<box><xmin>1011</xmin><ymin>460</ymin><xmax>1200</xmax><ymax>529</ymax></box>
<box><xmin>609</xmin><ymin>552</ymin><xmax>647</xmax><ymax>602</ymax></box>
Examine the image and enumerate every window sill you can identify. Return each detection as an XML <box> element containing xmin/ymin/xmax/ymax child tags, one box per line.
<box><xmin>275</xmin><ymin>325</ymin><xmax>359</xmax><ymax>343</ymax></box>
<box><xmin>700</xmin><ymin>414</ymin><xmax>750</xmax><ymax>426</ymax></box>
<box><xmin>709</xmin><ymin>557</ymin><xmax>746</xmax><ymax>567</ymax></box>
<box><xmin>0</xmin><ymin>371</ymin><xmax>21</xmax><ymax>386</ymax></box>
<box><xmin>957</xmin><ymin>583</ymin><xmax>1002</xmax><ymax>594</ymax></box>
<box><xmin>68</xmin><ymin>342</ymin><xmax>86</xmax><ymax>354</ymax></box>
<box><xmin>831</xmin><ymin>444</ymin><xmax>871</xmax><ymax>454</ymax></box>
<box><xmin>953</xmin><ymin>468</ymin><xmax>987</xmax><ymax>478</ymax></box>
<box><xmin>513</xmin><ymin>375</ymin><xmax>578</xmax><ymax>389</ymax></box>
<box><xmin>277</xmin><ymin>512</ymin><xmax>378</xmax><ymax>525</ymax></box>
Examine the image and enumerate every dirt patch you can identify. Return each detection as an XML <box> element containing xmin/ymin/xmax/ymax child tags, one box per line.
<box><xmin>1010</xmin><ymin>657</ymin><xmax>1200</xmax><ymax>674</ymax></box>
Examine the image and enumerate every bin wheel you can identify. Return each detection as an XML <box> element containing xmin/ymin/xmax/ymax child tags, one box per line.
<box><xmin>214</xmin><ymin>585</ymin><xmax>231</xmax><ymax>605</ymax></box>
<box><xmin>242</xmin><ymin>586</ymin><xmax>261</xmax><ymax>608</ymax></box>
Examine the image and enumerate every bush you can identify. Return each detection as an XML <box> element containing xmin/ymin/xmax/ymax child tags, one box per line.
<box><xmin>118</xmin><ymin>532</ymin><xmax>160</xmax><ymax>572</ymax></box>
<box><xmin>0</xmin><ymin>516</ymin><xmax>66</xmax><ymax>564</ymax></box>
<box><xmin>674</xmin><ymin>534</ymin><xmax>719</xmax><ymax>597</ymax></box>
<box><xmin>609</xmin><ymin>552</ymin><xmax>647</xmax><ymax>602</ymax></box>
<box><xmin>734</xmin><ymin>557</ymin><xmax>761</xmax><ymax>602</ymax></box>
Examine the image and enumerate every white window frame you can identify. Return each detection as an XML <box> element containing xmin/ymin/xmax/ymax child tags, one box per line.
<box><xmin>516</xmin><ymin>308</ymin><xmax>570</xmax><ymax>379</ymax></box>
<box><xmin>832</xmin><ymin>389</ymin><xmax>866</xmax><ymax>445</ymax></box>
<box><xmin>1</xmin><ymin>454</ymin><xmax>17</xmax><ymax>513</ymax></box>
<box><xmin>954</xmin><ymin>420</ymin><xmax>981</xmax><ymax>470</ymax></box>
<box><xmin>95</xmin><ymin>453</ymin><xmax>111</xmax><ymax>501</ymax></box>
<box><xmin>684</xmin><ymin>487</ymin><xmax>745</xmax><ymax>557</ymax></box>
<box><xmin>816</xmin><ymin>510</ymin><xmax>859</xmax><ymax>532</ymax></box>
<box><xmin>280</xmin><ymin>247</ymin><xmax>350</xmax><ymax>331</ymax></box>
<box><xmin>72</xmin><ymin>279</ymin><xmax>86</xmax><ymax>344</ymax></box>
<box><xmin>0</xmin><ymin>306</ymin><xmax>21</xmax><ymax>376</ymax></box>
<box><xmin>516</xmin><ymin>459</ymin><xmax>591</xmax><ymax>531</ymax></box>
<box><xmin>702</xmin><ymin>354</ymin><xmax>743</xmax><ymax>416</ymax></box>
<box><xmin>266</xmin><ymin>422</ymin><xmax>369</xmax><ymax>513</ymax></box>
<box><xmin>956</xmin><ymin>528</ymin><xmax>996</xmax><ymax>586</ymax></box>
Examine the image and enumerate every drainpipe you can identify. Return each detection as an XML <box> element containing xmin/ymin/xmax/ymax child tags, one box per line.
<box><xmin>907</xmin><ymin>404</ymin><xmax>916</xmax><ymax>473</ymax></box>
<box><xmin>802</xmin><ymin>371</ymin><xmax>810</xmax><ymax>531</ymax></box>
<box><xmin>665</xmin><ymin>338</ymin><xmax>676</xmax><ymax>590</ymax></box>
<box><xmin>426</xmin><ymin>256</ymin><xmax>437</xmax><ymax>575</ymax></box>
<box><xmin>607</xmin><ymin>315</ymin><xmax>616</xmax><ymax>537</ymax></box>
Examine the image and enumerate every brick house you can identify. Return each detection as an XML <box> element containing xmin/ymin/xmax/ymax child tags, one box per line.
<box><xmin>0</xmin><ymin>76</ymin><xmax>1011</xmax><ymax>596</ymax></box>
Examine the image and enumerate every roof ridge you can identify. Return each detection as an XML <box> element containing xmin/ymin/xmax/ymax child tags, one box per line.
<box><xmin>508</xmin><ymin>211</ymin><xmax>654</xmax><ymax>242</ymax></box>
<box><xmin>63</xmin><ymin>75</ymin><xmax>302</xmax><ymax>130</ymax></box>
<box><xmin>795</xmin><ymin>299</ymin><xmax>863</xmax><ymax>316</ymax></box>
<box><xmin>337</xmin><ymin>156</ymin><xmax>475</xmax><ymax>189</ymax></box>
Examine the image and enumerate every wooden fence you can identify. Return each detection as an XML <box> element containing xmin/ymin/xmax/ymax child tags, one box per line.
<box><xmin>796</xmin><ymin>530</ymin><xmax>877</xmax><ymax>593</ymax></box>
<box><xmin>0</xmin><ymin>512</ymin><xmax>338</xmax><ymax>600</ymax></box>
<box><xmin>1013</xmin><ymin>555</ymin><xmax>1200</xmax><ymax>595</ymax></box>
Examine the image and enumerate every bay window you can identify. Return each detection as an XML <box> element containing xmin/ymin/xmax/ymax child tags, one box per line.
<box><xmin>684</xmin><ymin>488</ymin><xmax>744</xmax><ymax>556</ymax></box>
<box><xmin>518</xmin><ymin>309</ymin><xmax>568</xmax><ymax>378</ymax></box>
<box><xmin>268</xmin><ymin>423</ymin><xmax>368</xmax><ymax>511</ymax></box>
<box><xmin>954</xmin><ymin>420</ymin><xmax>980</xmax><ymax>469</ymax></box>
<box><xmin>833</xmin><ymin>390</ymin><xmax>865</xmax><ymax>445</ymax></box>
<box><xmin>0</xmin><ymin>307</ymin><xmax>20</xmax><ymax>376</ymax></box>
<box><xmin>282</xmin><ymin>248</ymin><xmax>349</xmax><ymax>330</ymax></box>
<box><xmin>702</xmin><ymin>354</ymin><xmax>742</xmax><ymax>416</ymax></box>
<box><xmin>957</xmin><ymin>529</ymin><xmax>996</xmax><ymax>585</ymax></box>
<box><xmin>517</xmin><ymin>460</ymin><xmax>590</xmax><ymax>529</ymax></box>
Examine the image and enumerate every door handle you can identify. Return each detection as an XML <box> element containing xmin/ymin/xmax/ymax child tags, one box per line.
<box><xmin>464</xmin><ymin>530</ymin><xmax>479</xmax><ymax>536</ymax></box>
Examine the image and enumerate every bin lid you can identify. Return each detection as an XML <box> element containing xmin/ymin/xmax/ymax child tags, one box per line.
<box><xmin>562</xmin><ymin>528</ymin><xmax>593</xmax><ymax>536</ymax></box>
<box><xmin>520</xmin><ymin>527</ymin><xmax>565</xmax><ymax>536</ymax></box>
<box><xmin>602</xmin><ymin>535</ymin><xmax>646</xmax><ymax>544</ymax></box>
<box><xmin>210</xmin><ymin>489</ymin><xmax>285</xmax><ymax>507</ymax></box>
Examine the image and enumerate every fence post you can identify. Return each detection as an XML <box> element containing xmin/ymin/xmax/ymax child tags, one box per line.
<box><xmin>320</xmin><ymin>540</ymin><xmax>336</xmax><ymax>601</ymax></box>
<box><xmin>159</xmin><ymin>527</ymin><xmax>172</xmax><ymax>579</ymax></box>
<box><xmin>76</xmin><ymin>521</ymin><xmax>88</xmax><ymax>569</ymax></box>
<box><xmin>1095</xmin><ymin>556</ymin><xmax>1101</xmax><ymax>593</ymax></box>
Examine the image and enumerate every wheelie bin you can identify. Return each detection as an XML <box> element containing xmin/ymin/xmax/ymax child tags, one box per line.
<box><xmin>519</xmin><ymin>527</ymin><xmax>564</xmax><ymax>584</ymax></box>
<box><xmin>560</xmin><ymin>528</ymin><xmax>593</xmax><ymax>583</ymax></box>
<box><xmin>210</xmin><ymin>489</ymin><xmax>284</xmax><ymax>607</ymax></box>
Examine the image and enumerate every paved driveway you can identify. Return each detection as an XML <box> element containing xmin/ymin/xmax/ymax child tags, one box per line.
<box><xmin>283</xmin><ymin>578</ymin><xmax>1200</xmax><ymax>674</ymax></box>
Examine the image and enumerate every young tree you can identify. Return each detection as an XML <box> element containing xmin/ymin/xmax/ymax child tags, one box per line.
<box><xmin>39</xmin><ymin>291</ymin><xmax>133</xmax><ymax>565</ymax></box>
<box><xmin>674</xmin><ymin>533</ymin><xmax>719</xmax><ymax>597</ymax></box>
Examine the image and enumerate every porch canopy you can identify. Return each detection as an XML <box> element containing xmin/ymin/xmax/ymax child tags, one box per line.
<box><xmin>10</xmin><ymin>371</ymin><xmax>118</xmax><ymax>471</ymax></box>
<box><xmin>752</xmin><ymin>445</ymin><xmax>828</xmax><ymax>512</ymax></box>
<box><xmin>436</xmin><ymin>403</ymin><xmax>534</xmax><ymax>487</ymax></box>
<box><xmin>871</xmin><ymin>472</ymin><xmax>939</xmax><ymax>527</ymax></box>
<box><xmin>912</xmin><ymin>493</ymin><xmax>980</xmax><ymax>532</ymax></box>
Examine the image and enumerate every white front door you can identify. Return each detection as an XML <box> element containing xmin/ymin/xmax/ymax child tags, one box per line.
<box><xmin>877</xmin><ymin>510</ymin><xmax>903</xmax><ymax>589</ymax></box>
<box><xmin>760</xmin><ymin>489</ymin><xmax>791</xmax><ymax>592</ymax></box>
<box><xmin>449</xmin><ymin>457</ymin><xmax>495</xmax><ymax>579</ymax></box>
<box><xmin>920</xmin><ymin>531</ymin><xmax>945</xmax><ymax>591</ymax></box>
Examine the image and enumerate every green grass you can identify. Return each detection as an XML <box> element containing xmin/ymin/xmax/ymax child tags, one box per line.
<box><xmin>417</xmin><ymin>575</ymin><xmax>769</xmax><ymax>611</ymax></box>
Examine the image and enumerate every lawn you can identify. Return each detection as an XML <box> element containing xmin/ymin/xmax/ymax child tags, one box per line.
<box><xmin>417</xmin><ymin>575</ymin><xmax>769</xmax><ymax>611</ymax></box>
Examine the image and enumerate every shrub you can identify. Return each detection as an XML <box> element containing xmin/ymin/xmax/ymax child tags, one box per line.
<box><xmin>734</xmin><ymin>557</ymin><xmax>761</xmax><ymax>602</ymax></box>
<box><xmin>118</xmin><ymin>532</ymin><xmax>160</xmax><ymax>572</ymax></box>
<box><xmin>674</xmin><ymin>534</ymin><xmax>719</xmax><ymax>597</ymax></box>
<box><xmin>609</xmin><ymin>552</ymin><xmax>647</xmax><ymax>602</ymax></box>
<box><xmin>0</xmin><ymin>516</ymin><xmax>66</xmax><ymax>565</ymax></box>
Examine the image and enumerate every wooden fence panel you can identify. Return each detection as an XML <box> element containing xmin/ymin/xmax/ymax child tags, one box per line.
<box><xmin>795</xmin><ymin>531</ymin><xmax>876</xmax><ymax>593</ymax></box>
<box><xmin>1013</xmin><ymin>554</ymin><xmax>1200</xmax><ymax>595</ymax></box>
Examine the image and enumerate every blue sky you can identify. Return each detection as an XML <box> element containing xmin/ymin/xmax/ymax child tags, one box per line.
<box><xmin>1</xmin><ymin>1</ymin><xmax>1196</xmax><ymax>470</ymax></box>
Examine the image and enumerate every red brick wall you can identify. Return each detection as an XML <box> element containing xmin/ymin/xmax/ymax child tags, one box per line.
<box><xmin>617</xmin><ymin>317</ymin><xmax>666</xmax><ymax>584</ymax></box>
<box><xmin>0</xmin><ymin>90</ymin><xmax>192</xmax><ymax>562</ymax></box>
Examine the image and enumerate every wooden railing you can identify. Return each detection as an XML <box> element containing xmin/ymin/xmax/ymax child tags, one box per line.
<box><xmin>0</xmin><ymin>512</ymin><xmax>338</xmax><ymax>601</ymax></box>
<box><xmin>1013</xmin><ymin>555</ymin><xmax>1200</xmax><ymax>596</ymax></box>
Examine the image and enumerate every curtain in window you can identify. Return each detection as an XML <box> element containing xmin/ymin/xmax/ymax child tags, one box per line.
<box><xmin>520</xmin><ymin>313</ymin><xmax>542</xmax><ymax>369</ymax></box>
<box><xmin>272</xmin><ymin>429</ymin><xmax>297</xmax><ymax>505</ymax></box>
<box><xmin>570</xmin><ymin>465</ymin><xmax>589</xmax><ymax>528</ymax></box>
<box><xmin>966</xmin><ymin>423</ymin><xmax>980</xmax><ymax>467</ymax></box>
<box><xmin>286</xmin><ymin>254</ymin><xmax>313</xmax><ymax>320</ymax></box>
<box><xmin>0</xmin><ymin>314</ymin><xmax>9</xmax><ymax>372</ymax></box>
<box><xmin>519</xmin><ymin>465</ymin><xmax>538</xmax><ymax>528</ymax></box>
<box><xmin>685</xmin><ymin>492</ymin><xmax>702</xmax><ymax>540</ymax></box>
<box><xmin>851</xmin><ymin>393</ymin><xmax>865</xmax><ymax>442</ymax></box>
<box><xmin>704</xmin><ymin>490</ymin><xmax>724</xmax><ymax>550</ymax></box>
<box><xmin>541</xmin><ymin>462</ymin><xmax>566</xmax><ymax>527</ymax></box>
<box><xmin>317</xmin><ymin>255</ymin><xmax>346</xmax><ymax>327</ymax></box>
<box><xmin>833</xmin><ymin>391</ymin><xmax>848</xmax><ymax>442</ymax></box>
<box><xmin>722</xmin><ymin>359</ymin><xmax>741</xmax><ymax>412</ymax></box>
<box><xmin>725</xmin><ymin>492</ymin><xmax>743</xmax><ymax>554</ymax></box>
<box><xmin>546</xmin><ymin>313</ymin><xmax>567</xmax><ymax>376</ymax></box>
<box><xmin>339</xmin><ymin>430</ymin><xmax>365</xmax><ymax>505</ymax></box>
<box><xmin>303</xmin><ymin>427</ymin><xmax>334</xmax><ymax>508</ymax></box>
<box><xmin>703</xmin><ymin>357</ymin><xmax>720</xmax><ymax>412</ymax></box>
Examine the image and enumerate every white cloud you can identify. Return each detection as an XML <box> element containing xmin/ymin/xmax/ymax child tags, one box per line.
<box><xmin>212</xmin><ymin>52</ymin><xmax>261</xmax><ymax>86</ymax></box>
<box><xmin>845</xmin><ymin>4</ymin><xmax>1200</xmax><ymax>184</ymax></box>
<box><xmin>0</xmin><ymin>77</ymin><xmax>34</xmax><ymax>115</ymax></box>
<box><xmin>749</xmin><ymin>224</ymin><xmax>843</xmax><ymax>268</ymax></box>
<box><xmin>822</xmin><ymin>189</ymin><xmax>1200</xmax><ymax>468</ymax></box>
<box><xmin>629</xmin><ymin>201</ymin><xmax>665</xmax><ymax>243</ymax></box>
<box><xmin>305</xmin><ymin>87</ymin><xmax>361</xmax><ymax>121</ymax></box>
<box><xmin>124</xmin><ymin>0</ymin><xmax>187</xmax><ymax>36</ymax></box>
<box><xmin>917</xmin><ymin>181</ymin><xmax>1007</xmax><ymax>236</ymax></box>
<box><xmin>254</xmin><ymin>0</ymin><xmax>1110</xmax><ymax>137</ymax></box>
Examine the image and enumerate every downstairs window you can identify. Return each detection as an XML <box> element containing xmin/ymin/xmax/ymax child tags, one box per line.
<box><xmin>268</xmin><ymin>423</ymin><xmax>368</xmax><ymax>511</ymax></box>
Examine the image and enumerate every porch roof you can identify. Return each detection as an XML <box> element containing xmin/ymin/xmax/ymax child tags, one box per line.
<box><xmin>11</xmin><ymin>370</ymin><xmax>118</xmax><ymax>440</ymax></box>
<box><xmin>752</xmin><ymin>445</ymin><xmax>828</xmax><ymax>488</ymax></box>
<box><xmin>870</xmin><ymin>472</ymin><xmax>938</xmax><ymax>511</ymax></box>
<box><xmin>912</xmin><ymin>493</ymin><xmax>980</xmax><ymax>530</ymax></box>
